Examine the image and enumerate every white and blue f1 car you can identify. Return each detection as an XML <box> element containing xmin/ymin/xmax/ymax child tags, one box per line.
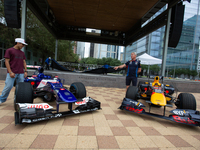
<box><xmin>14</xmin><ymin>69</ymin><xmax>101</xmax><ymax>125</ymax></box>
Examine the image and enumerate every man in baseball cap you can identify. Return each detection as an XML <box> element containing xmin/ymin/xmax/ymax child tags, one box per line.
<box><xmin>0</xmin><ymin>38</ymin><xmax>28</xmax><ymax>105</ymax></box>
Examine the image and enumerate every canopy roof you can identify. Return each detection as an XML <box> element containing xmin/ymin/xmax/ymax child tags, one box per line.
<box><xmin>27</xmin><ymin>0</ymin><xmax>182</xmax><ymax>46</ymax></box>
<box><xmin>137</xmin><ymin>53</ymin><xmax>162</xmax><ymax>65</ymax></box>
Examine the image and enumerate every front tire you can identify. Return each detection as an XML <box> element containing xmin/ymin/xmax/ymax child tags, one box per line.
<box><xmin>177</xmin><ymin>93</ymin><xmax>196</xmax><ymax>110</ymax></box>
<box><xmin>126</xmin><ymin>86</ymin><xmax>138</xmax><ymax>100</ymax></box>
<box><xmin>69</xmin><ymin>82</ymin><xmax>86</xmax><ymax>99</ymax></box>
<box><xmin>14</xmin><ymin>82</ymin><xmax>34</xmax><ymax>111</ymax></box>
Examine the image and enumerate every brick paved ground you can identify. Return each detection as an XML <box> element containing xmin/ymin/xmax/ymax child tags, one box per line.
<box><xmin>0</xmin><ymin>79</ymin><xmax>200</xmax><ymax>150</ymax></box>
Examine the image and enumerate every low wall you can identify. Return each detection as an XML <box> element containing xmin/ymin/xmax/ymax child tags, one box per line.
<box><xmin>0</xmin><ymin>68</ymin><xmax>200</xmax><ymax>93</ymax></box>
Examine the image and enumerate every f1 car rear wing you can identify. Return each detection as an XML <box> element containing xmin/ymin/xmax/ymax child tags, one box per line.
<box><xmin>148</xmin><ymin>75</ymin><xmax>163</xmax><ymax>80</ymax></box>
<box><xmin>147</xmin><ymin>75</ymin><xmax>164</xmax><ymax>85</ymax></box>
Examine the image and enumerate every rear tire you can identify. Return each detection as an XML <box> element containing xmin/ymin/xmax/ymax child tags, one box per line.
<box><xmin>177</xmin><ymin>93</ymin><xmax>196</xmax><ymax>110</ymax></box>
<box><xmin>14</xmin><ymin>82</ymin><xmax>34</xmax><ymax>111</ymax></box>
<box><xmin>126</xmin><ymin>86</ymin><xmax>138</xmax><ymax>100</ymax></box>
<box><xmin>69</xmin><ymin>82</ymin><xmax>86</xmax><ymax>99</ymax></box>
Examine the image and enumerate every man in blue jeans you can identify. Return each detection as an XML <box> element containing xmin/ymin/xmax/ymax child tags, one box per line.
<box><xmin>0</xmin><ymin>38</ymin><xmax>28</xmax><ymax>105</ymax></box>
<box><xmin>114</xmin><ymin>52</ymin><xmax>141</xmax><ymax>91</ymax></box>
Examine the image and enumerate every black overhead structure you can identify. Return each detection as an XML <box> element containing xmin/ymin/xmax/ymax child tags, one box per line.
<box><xmin>4</xmin><ymin>0</ymin><xmax>188</xmax><ymax>76</ymax></box>
<box><xmin>20</xmin><ymin>0</ymin><xmax>183</xmax><ymax>47</ymax></box>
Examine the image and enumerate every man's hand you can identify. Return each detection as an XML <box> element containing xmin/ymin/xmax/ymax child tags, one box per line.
<box><xmin>9</xmin><ymin>72</ymin><xmax>15</xmax><ymax>78</ymax></box>
<box><xmin>24</xmin><ymin>72</ymin><xmax>27</xmax><ymax>78</ymax></box>
<box><xmin>114</xmin><ymin>67</ymin><xmax>118</xmax><ymax>70</ymax></box>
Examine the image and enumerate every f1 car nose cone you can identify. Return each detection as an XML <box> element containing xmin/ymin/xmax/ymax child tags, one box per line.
<box><xmin>57</xmin><ymin>90</ymin><xmax>77</xmax><ymax>103</ymax></box>
<box><xmin>151</xmin><ymin>93</ymin><xmax>166</xmax><ymax>106</ymax></box>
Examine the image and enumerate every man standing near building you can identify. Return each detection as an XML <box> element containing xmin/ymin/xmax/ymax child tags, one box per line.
<box><xmin>0</xmin><ymin>38</ymin><xmax>28</xmax><ymax>105</ymax></box>
<box><xmin>114</xmin><ymin>52</ymin><xmax>141</xmax><ymax>91</ymax></box>
<box><xmin>45</xmin><ymin>57</ymin><xmax>51</xmax><ymax>70</ymax></box>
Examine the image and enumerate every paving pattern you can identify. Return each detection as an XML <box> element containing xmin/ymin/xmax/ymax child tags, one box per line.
<box><xmin>0</xmin><ymin>79</ymin><xmax>200</xmax><ymax>150</ymax></box>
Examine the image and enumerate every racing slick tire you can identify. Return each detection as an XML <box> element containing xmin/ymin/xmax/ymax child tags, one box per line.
<box><xmin>69</xmin><ymin>82</ymin><xmax>86</xmax><ymax>99</ymax></box>
<box><xmin>177</xmin><ymin>93</ymin><xmax>196</xmax><ymax>110</ymax></box>
<box><xmin>43</xmin><ymin>93</ymin><xmax>55</xmax><ymax>102</ymax></box>
<box><xmin>126</xmin><ymin>86</ymin><xmax>138</xmax><ymax>100</ymax></box>
<box><xmin>14</xmin><ymin>82</ymin><xmax>34</xmax><ymax>111</ymax></box>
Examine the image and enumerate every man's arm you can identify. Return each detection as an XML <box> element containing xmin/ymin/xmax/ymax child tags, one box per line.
<box><xmin>114</xmin><ymin>64</ymin><xmax>126</xmax><ymax>70</ymax></box>
<box><xmin>137</xmin><ymin>61</ymin><xmax>141</xmax><ymax>73</ymax></box>
<box><xmin>23</xmin><ymin>60</ymin><xmax>27</xmax><ymax>78</ymax></box>
<box><xmin>5</xmin><ymin>58</ymin><xmax>15</xmax><ymax>78</ymax></box>
<box><xmin>138</xmin><ymin>68</ymin><xmax>141</xmax><ymax>73</ymax></box>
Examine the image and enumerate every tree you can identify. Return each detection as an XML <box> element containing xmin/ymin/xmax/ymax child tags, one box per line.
<box><xmin>57</xmin><ymin>40</ymin><xmax>78</xmax><ymax>62</ymax></box>
<box><xmin>0</xmin><ymin>2</ymin><xmax>78</xmax><ymax>64</ymax></box>
<box><xmin>141</xmin><ymin>64</ymin><xmax>148</xmax><ymax>70</ymax></box>
<box><xmin>175</xmin><ymin>68</ymin><xmax>182</xmax><ymax>77</ymax></box>
<box><xmin>0</xmin><ymin>0</ymin><xmax>20</xmax><ymax>47</ymax></box>
<box><xmin>96</xmin><ymin>58</ymin><xmax>103</xmax><ymax>65</ymax></box>
<box><xmin>150</xmin><ymin>65</ymin><xmax>160</xmax><ymax>75</ymax></box>
<box><xmin>185</xmin><ymin>69</ymin><xmax>191</xmax><ymax>77</ymax></box>
<box><xmin>80</xmin><ymin>57</ymin><xmax>122</xmax><ymax>66</ymax></box>
<box><xmin>26</xmin><ymin>9</ymin><xmax>56</xmax><ymax>64</ymax></box>
<box><xmin>26</xmin><ymin>8</ymin><xmax>78</xmax><ymax>64</ymax></box>
<box><xmin>190</xmin><ymin>70</ymin><xmax>198</xmax><ymax>79</ymax></box>
<box><xmin>110</xmin><ymin>58</ymin><xmax>121</xmax><ymax>66</ymax></box>
<box><xmin>168</xmin><ymin>70</ymin><xmax>173</xmax><ymax>77</ymax></box>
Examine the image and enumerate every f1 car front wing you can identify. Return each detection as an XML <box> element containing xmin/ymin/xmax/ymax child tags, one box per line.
<box><xmin>15</xmin><ymin>98</ymin><xmax>101</xmax><ymax>125</ymax></box>
<box><xmin>119</xmin><ymin>98</ymin><xmax>200</xmax><ymax>127</ymax></box>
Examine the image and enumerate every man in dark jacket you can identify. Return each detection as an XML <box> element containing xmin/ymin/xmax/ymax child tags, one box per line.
<box><xmin>45</xmin><ymin>57</ymin><xmax>51</xmax><ymax>70</ymax></box>
<box><xmin>114</xmin><ymin>52</ymin><xmax>141</xmax><ymax>91</ymax></box>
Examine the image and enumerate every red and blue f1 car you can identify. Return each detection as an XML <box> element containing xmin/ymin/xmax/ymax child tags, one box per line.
<box><xmin>14</xmin><ymin>67</ymin><xmax>101</xmax><ymax>125</ymax></box>
<box><xmin>119</xmin><ymin>76</ymin><xmax>200</xmax><ymax>127</ymax></box>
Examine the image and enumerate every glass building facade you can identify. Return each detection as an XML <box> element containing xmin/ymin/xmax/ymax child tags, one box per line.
<box><xmin>96</xmin><ymin>44</ymin><xmax>119</xmax><ymax>59</ymax></box>
<box><xmin>125</xmin><ymin>0</ymin><xmax>200</xmax><ymax>72</ymax></box>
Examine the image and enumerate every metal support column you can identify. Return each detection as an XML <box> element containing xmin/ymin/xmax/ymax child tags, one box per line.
<box><xmin>21</xmin><ymin>0</ymin><xmax>27</xmax><ymax>52</ymax></box>
<box><xmin>173</xmin><ymin>66</ymin><xmax>175</xmax><ymax>78</ymax></box>
<box><xmin>123</xmin><ymin>46</ymin><xmax>127</xmax><ymax>63</ymax></box>
<box><xmin>191</xmin><ymin>0</ymin><xmax>200</xmax><ymax>70</ymax></box>
<box><xmin>55</xmin><ymin>39</ymin><xmax>58</xmax><ymax>61</ymax></box>
<box><xmin>123</xmin><ymin>46</ymin><xmax>127</xmax><ymax>76</ymax></box>
<box><xmin>147</xmin><ymin>34</ymin><xmax>152</xmax><ymax>54</ymax></box>
<box><xmin>161</xmin><ymin>8</ymin><xmax>171</xmax><ymax>77</ymax></box>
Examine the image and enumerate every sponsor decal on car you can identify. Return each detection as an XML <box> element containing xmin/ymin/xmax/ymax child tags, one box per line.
<box><xmin>18</xmin><ymin>103</ymin><xmax>53</xmax><ymax>110</ymax></box>
<box><xmin>75</xmin><ymin>97</ymin><xmax>90</xmax><ymax>105</ymax></box>
<box><xmin>27</xmin><ymin>77</ymin><xmax>35</xmax><ymax>80</ymax></box>
<box><xmin>125</xmin><ymin>106</ymin><xmax>144</xmax><ymax>114</ymax></box>
<box><xmin>129</xmin><ymin>100</ymin><xmax>145</xmax><ymax>107</ymax></box>
<box><xmin>37</xmin><ymin>80</ymin><xmax>59</xmax><ymax>88</ymax></box>
<box><xmin>172</xmin><ymin>115</ymin><xmax>197</xmax><ymax>124</ymax></box>
<box><xmin>170</xmin><ymin>109</ymin><xmax>197</xmax><ymax>116</ymax></box>
<box><xmin>32</xmin><ymin>113</ymin><xmax>62</xmax><ymax>122</ymax></box>
<box><xmin>73</xmin><ymin>107</ymin><xmax>98</xmax><ymax>114</ymax></box>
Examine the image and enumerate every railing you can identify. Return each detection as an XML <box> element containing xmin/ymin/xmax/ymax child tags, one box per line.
<box><xmin>57</xmin><ymin>61</ymin><xmax>116</xmax><ymax>69</ymax></box>
<box><xmin>0</xmin><ymin>58</ymin><xmax>5</xmax><ymax>68</ymax></box>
